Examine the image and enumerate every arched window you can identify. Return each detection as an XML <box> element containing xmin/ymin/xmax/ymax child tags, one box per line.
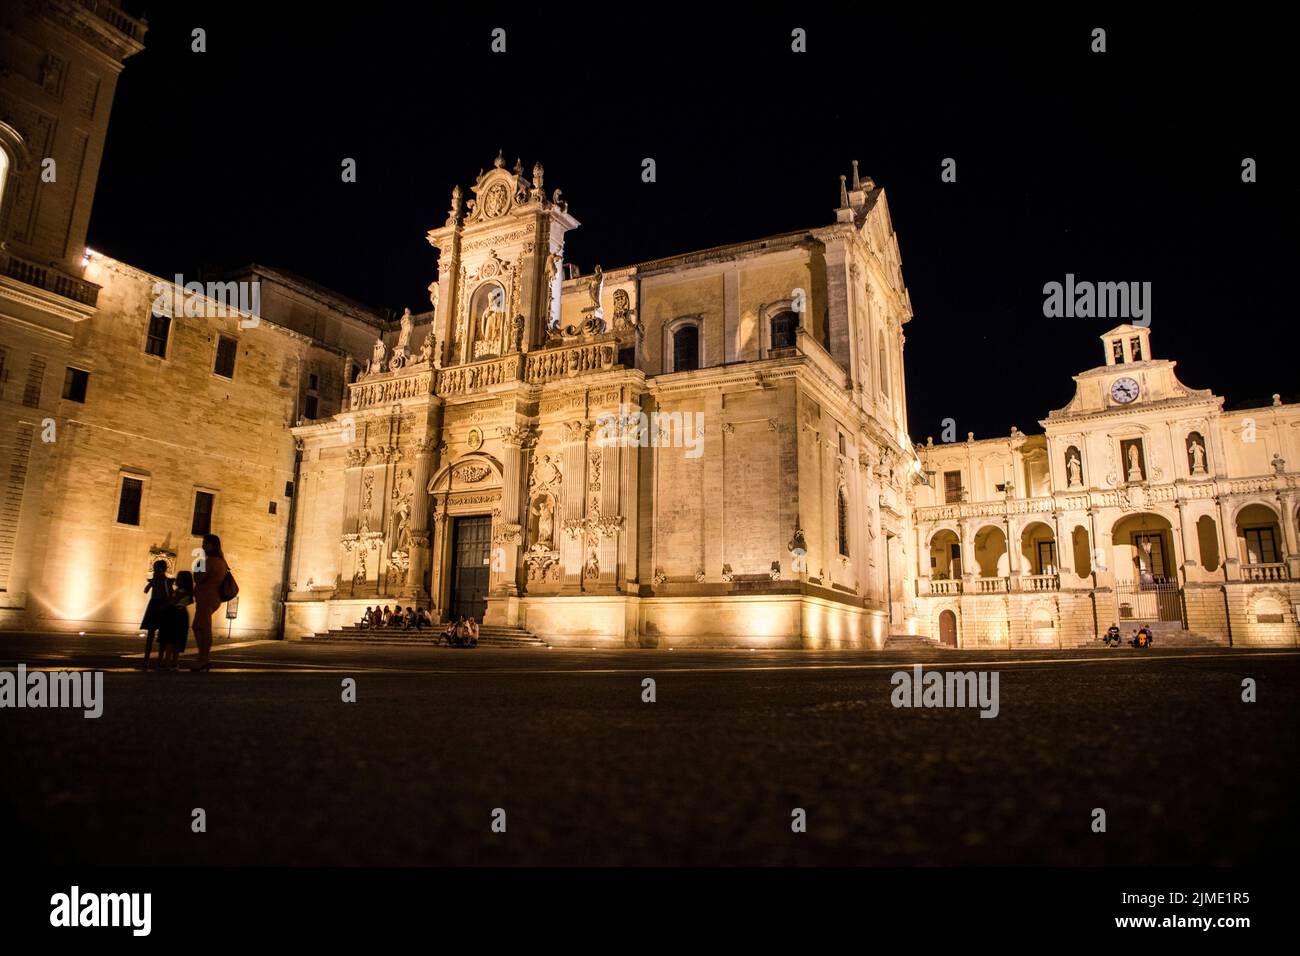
<box><xmin>672</xmin><ymin>324</ymin><xmax>699</xmax><ymax>372</ymax></box>
<box><xmin>837</xmin><ymin>487</ymin><xmax>850</xmax><ymax>557</ymax></box>
<box><xmin>770</xmin><ymin>310</ymin><xmax>797</xmax><ymax>350</ymax></box>
<box><xmin>0</xmin><ymin>148</ymin><xmax>9</xmax><ymax>215</ymax></box>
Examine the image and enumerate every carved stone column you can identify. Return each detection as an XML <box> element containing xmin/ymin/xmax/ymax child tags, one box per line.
<box><xmin>403</xmin><ymin>437</ymin><xmax>437</xmax><ymax>600</ymax></box>
<box><xmin>490</xmin><ymin>425</ymin><xmax>536</xmax><ymax>605</ymax></box>
<box><xmin>560</xmin><ymin>420</ymin><xmax>593</xmax><ymax>592</ymax></box>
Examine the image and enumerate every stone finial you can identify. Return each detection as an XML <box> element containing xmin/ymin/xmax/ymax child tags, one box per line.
<box><xmin>1273</xmin><ymin>393</ymin><xmax>1282</xmax><ymax>406</ymax></box>
<box><xmin>967</xmin><ymin>432</ymin><xmax>975</xmax><ymax>443</ymax></box>
<box><xmin>533</xmin><ymin>162</ymin><xmax>544</xmax><ymax>190</ymax></box>
<box><xmin>446</xmin><ymin>184</ymin><xmax>462</xmax><ymax>225</ymax></box>
<box><xmin>839</xmin><ymin>174</ymin><xmax>849</xmax><ymax>208</ymax></box>
<box><xmin>851</xmin><ymin>159</ymin><xmax>861</xmax><ymax>191</ymax></box>
<box><xmin>493</xmin><ymin>149</ymin><xmax>505</xmax><ymax>169</ymax></box>
<box><xmin>926</xmin><ymin>436</ymin><xmax>934</xmax><ymax>446</ymax></box>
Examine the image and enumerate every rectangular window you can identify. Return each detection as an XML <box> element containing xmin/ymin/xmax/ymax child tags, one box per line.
<box><xmin>191</xmin><ymin>490</ymin><xmax>215</xmax><ymax>536</ymax></box>
<box><xmin>284</xmin><ymin>480</ymin><xmax>294</xmax><ymax>498</ymax></box>
<box><xmin>838</xmin><ymin>433</ymin><xmax>847</xmax><ymax>456</ymax></box>
<box><xmin>1244</xmin><ymin>527</ymin><xmax>1278</xmax><ymax>565</ymax></box>
<box><xmin>214</xmin><ymin>335</ymin><xmax>238</xmax><ymax>378</ymax></box>
<box><xmin>1037</xmin><ymin>541</ymin><xmax>1057</xmax><ymax>574</ymax></box>
<box><xmin>146</xmin><ymin>312</ymin><xmax>171</xmax><ymax>357</ymax></box>
<box><xmin>22</xmin><ymin>356</ymin><xmax>46</xmax><ymax>407</ymax></box>
<box><xmin>117</xmin><ymin>476</ymin><xmax>143</xmax><ymax>526</ymax></box>
<box><xmin>308</xmin><ymin>373</ymin><xmax>318</xmax><ymax>390</ymax></box>
<box><xmin>1129</xmin><ymin>336</ymin><xmax>1143</xmax><ymax>362</ymax></box>
<box><xmin>304</xmin><ymin>394</ymin><xmax>318</xmax><ymax>420</ymax></box>
<box><xmin>944</xmin><ymin>471</ymin><xmax>962</xmax><ymax>504</ymax></box>
<box><xmin>62</xmin><ymin>367</ymin><xmax>89</xmax><ymax>403</ymax></box>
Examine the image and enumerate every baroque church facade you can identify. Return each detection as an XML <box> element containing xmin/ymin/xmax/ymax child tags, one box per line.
<box><xmin>1</xmin><ymin>3</ymin><xmax>1296</xmax><ymax>647</ymax></box>
<box><xmin>284</xmin><ymin>155</ymin><xmax>918</xmax><ymax>648</ymax></box>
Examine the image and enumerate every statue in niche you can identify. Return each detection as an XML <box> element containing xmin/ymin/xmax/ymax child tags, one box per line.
<box><xmin>533</xmin><ymin>496</ymin><xmax>555</xmax><ymax>550</ymax></box>
<box><xmin>1188</xmin><ymin>437</ymin><xmax>1207</xmax><ymax>474</ymax></box>
<box><xmin>477</xmin><ymin>286</ymin><xmax>505</xmax><ymax>355</ymax></box>
<box><xmin>1066</xmin><ymin>452</ymin><xmax>1082</xmax><ymax>487</ymax></box>
<box><xmin>1127</xmin><ymin>444</ymin><xmax>1143</xmax><ymax>482</ymax></box>
<box><xmin>391</xmin><ymin>498</ymin><xmax>412</xmax><ymax>551</ymax></box>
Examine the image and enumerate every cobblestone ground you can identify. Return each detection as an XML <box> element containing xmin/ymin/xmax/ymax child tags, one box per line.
<box><xmin>2</xmin><ymin>634</ymin><xmax>1296</xmax><ymax>865</ymax></box>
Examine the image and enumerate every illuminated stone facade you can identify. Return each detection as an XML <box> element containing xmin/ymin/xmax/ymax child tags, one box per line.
<box><xmin>2</xmin><ymin>6</ymin><xmax>1295</xmax><ymax>647</ymax></box>
<box><xmin>914</xmin><ymin>326</ymin><xmax>1300</xmax><ymax>647</ymax></box>
<box><xmin>284</xmin><ymin>158</ymin><xmax>918</xmax><ymax>647</ymax></box>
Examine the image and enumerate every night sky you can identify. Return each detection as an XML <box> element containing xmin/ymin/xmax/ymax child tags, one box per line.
<box><xmin>89</xmin><ymin>6</ymin><xmax>1292</xmax><ymax>441</ymax></box>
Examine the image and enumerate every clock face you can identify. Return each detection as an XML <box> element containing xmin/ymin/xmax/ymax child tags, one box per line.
<box><xmin>1111</xmin><ymin>377</ymin><xmax>1140</xmax><ymax>405</ymax></box>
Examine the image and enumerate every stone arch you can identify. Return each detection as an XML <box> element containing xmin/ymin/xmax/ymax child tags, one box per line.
<box><xmin>1110</xmin><ymin>512</ymin><xmax>1176</xmax><ymax>583</ymax></box>
<box><xmin>1233</xmin><ymin>501</ymin><xmax>1284</xmax><ymax>567</ymax></box>
<box><xmin>1019</xmin><ymin>520</ymin><xmax>1057</xmax><ymax>574</ymax></box>
<box><xmin>427</xmin><ymin>452</ymin><xmax>504</xmax><ymax>495</ymax></box>
<box><xmin>971</xmin><ymin>523</ymin><xmax>1008</xmax><ymax>577</ymax></box>
<box><xmin>928</xmin><ymin>527</ymin><xmax>962</xmax><ymax>579</ymax></box>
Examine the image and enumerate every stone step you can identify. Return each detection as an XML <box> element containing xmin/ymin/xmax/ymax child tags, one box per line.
<box><xmin>305</xmin><ymin>625</ymin><xmax>546</xmax><ymax>648</ymax></box>
<box><xmin>884</xmin><ymin>634</ymin><xmax>948</xmax><ymax>650</ymax></box>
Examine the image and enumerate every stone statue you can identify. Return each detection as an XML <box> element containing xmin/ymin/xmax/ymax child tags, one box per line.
<box><xmin>1067</xmin><ymin>453</ymin><xmax>1082</xmax><ymax>487</ymax></box>
<box><xmin>417</xmin><ymin>330</ymin><xmax>435</xmax><ymax>365</ymax></box>
<box><xmin>1273</xmin><ymin>453</ymin><xmax>1287</xmax><ymax>476</ymax></box>
<box><xmin>370</xmin><ymin>337</ymin><xmax>386</xmax><ymax>374</ymax></box>
<box><xmin>1189</xmin><ymin>439</ymin><xmax>1206</xmax><ymax>473</ymax></box>
<box><xmin>1127</xmin><ymin>445</ymin><xmax>1143</xmax><ymax>481</ymax></box>
<box><xmin>480</xmin><ymin>301</ymin><xmax>503</xmax><ymax>351</ymax></box>
<box><xmin>428</xmin><ymin>281</ymin><xmax>439</xmax><ymax>314</ymax></box>
<box><xmin>589</xmin><ymin>265</ymin><xmax>604</xmax><ymax>313</ymax></box>
<box><xmin>536</xmin><ymin>497</ymin><xmax>554</xmax><ymax>549</ymax></box>
<box><xmin>396</xmin><ymin>308</ymin><xmax>413</xmax><ymax>351</ymax></box>
<box><xmin>545</xmin><ymin>253</ymin><xmax>563</xmax><ymax>330</ymax></box>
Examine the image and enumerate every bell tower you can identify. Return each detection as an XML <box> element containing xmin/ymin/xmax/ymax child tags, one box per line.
<box><xmin>425</xmin><ymin>152</ymin><xmax>579</xmax><ymax>368</ymax></box>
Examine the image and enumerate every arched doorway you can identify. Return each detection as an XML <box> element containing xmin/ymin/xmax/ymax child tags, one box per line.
<box><xmin>1111</xmin><ymin>512</ymin><xmax>1181</xmax><ymax>623</ymax></box>
<box><xmin>938</xmin><ymin>610</ymin><xmax>958</xmax><ymax>647</ymax></box>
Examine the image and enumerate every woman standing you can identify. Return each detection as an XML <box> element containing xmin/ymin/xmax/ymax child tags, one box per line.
<box><xmin>191</xmin><ymin>532</ymin><xmax>230</xmax><ymax>672</ymax></box>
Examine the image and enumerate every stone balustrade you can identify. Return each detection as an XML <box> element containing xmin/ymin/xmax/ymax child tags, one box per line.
<box><xmin>435</xmin><ymin>354</ymin><xmax>523</xmax><ymax>397</ymax></box>
<box><xmin>524</xmin><ymin>341</ymin><xmax>618</xmax><ymax>384</ymax></box>
<box><xmin>349</xmin><ymin>365</ymin><xmax>436</xmax><ymax>409</ymax></box>
<box><xmin>1243</xmin><ymin>562</ymin><xmax>1290</xmax><ymax>582</ymax></box>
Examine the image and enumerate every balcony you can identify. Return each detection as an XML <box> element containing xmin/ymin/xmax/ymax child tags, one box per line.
<box><xmin>1</xmin><ymin>249</ymin><xmax>100</xmax><ymax>307</ymax></box>
<box><xmin>1020</xmin><ymin>573</ymin><xmax>1061</xmax><ymax>592</ymax></box>
<box><xmin>1242</xmin><ymin>563</ymin><xmax>1289</xmax><ymax>582</ymax></box>
<box><xmin>928</xmin><ymin>579</ymin><xmax>962</xmax><ymax>596</ymax></box>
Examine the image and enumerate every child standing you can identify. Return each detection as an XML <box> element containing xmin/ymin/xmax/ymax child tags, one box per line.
<box><xmin>140</xmin><ymin>560</ymin><xmax>172</xmax><ymax>671</ymax></box>
<box><xmin>158</xmin><ymin>571</ymin><xmax>194</xmax><ymax>672</ymax></box>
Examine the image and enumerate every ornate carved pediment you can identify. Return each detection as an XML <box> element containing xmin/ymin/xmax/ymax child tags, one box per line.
<box><xmin>452</xmin><ymin>463</ymin><xmax>492</xmax><ymax>483</ymax></box>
